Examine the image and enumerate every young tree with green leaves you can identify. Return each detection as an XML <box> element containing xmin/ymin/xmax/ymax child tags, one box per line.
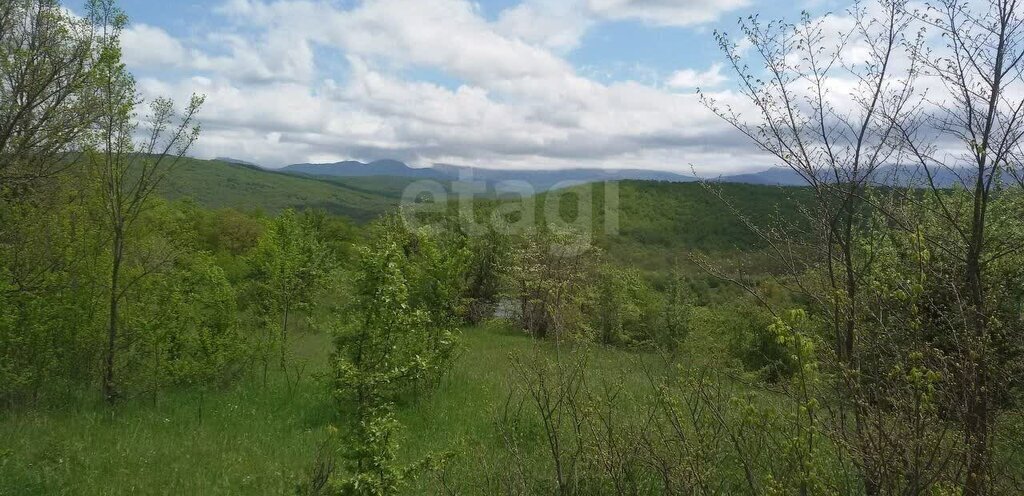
<box><xmin>510</xmin><ymin>228</ymin><xmax>595</xmax><ymax>341</ymax></box>
<box><xmin>586</xmin><ymin>264</ymin><xmax>646</xmax><ymax>346</ymax></box>
<box><xmin>705</xmin><ymin>0</ymin><xmax>1024</xmax><ymax>490</ymax></box>
<box><xmin>464</xmin><ymin>223</ymin><xmax>510</xmax><ymax>324</ymax></box>
<box><xmin>248</xmin><ymin>208</ymin><xmax>330</xmax><ymax>370</ymax></box>
<box><xmin>326</xmin><ymin>214</ymin><xmax>461</xmax><ymax>494</ymax></box>
<box><xmin>648</xmin><ymin>271</ymin><xmax>692</xmax><ymax>353</ymax></box>
<box><xmin>0</xmin><ymin>1</ymin><xmax>111</xmax><ymax>404</ymax></box>
<box><xmin>122</xmin><ymin>201</ymin><xmax>249</xmax><ymax>398</ymax></box>
<box><xmin>62</xmin><ymin>0</ymin><xmax>206</xmax><ymax>404</ymax></box>
<box><xmin>893</xmin><ymin>1</ymin><xmax>1024</xmax><ymax>489</ymax></box>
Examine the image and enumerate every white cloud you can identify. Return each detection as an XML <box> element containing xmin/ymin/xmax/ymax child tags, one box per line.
<box><xmin>495</xmin><ymin>3</ymin><xmax>593</xmax><ymax>52</ymax></box>
<box><xmin>121</xmin><ymin>24</ymin><xmax>188</xmax><ymax>68</ymax></box>
<box><xmin>338</xmin><ymin>0</ymin><xmax>574</xmax><ymax>83</ymax></box>
<box><xmin>586</xmin><ymin>0</ymin><xmax>751</xmax><ymax>26</ymax></box>
<box><xmin>493</xmin><ymin>0</ymin><xmax>750</xmax><ymax>50</ymax></box>
<box><xmin>123</xmin><ymin>0</ymin><xmax>766</xmax><ymax>173</ymax></box>
<box><xmin>191</xmin><ymin>31</ymin><xmax>316</xmax><ymax>83</ymax></box>
<box><xmin>667</xmin><ymin>63</ymin><xmax>727</xmax><ymax>89</ymax></box>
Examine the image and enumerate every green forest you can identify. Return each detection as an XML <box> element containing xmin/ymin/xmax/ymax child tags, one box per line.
<box><xmin>2</xmin><ymin>0</ymin><xmax>1024</xmax><ymax>495</ymax></box>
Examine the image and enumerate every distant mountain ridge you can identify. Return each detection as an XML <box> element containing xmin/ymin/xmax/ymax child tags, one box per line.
<box><xmin>283</xmin><ymin>159</ymin><xmax>446</xmax><ymax>179</ymax></box>
<box><xmin>280</xmin><ymin>159</ymin><xmax>697</xmax><ymax>191</ymax></box>
<box><xmin>715</xmin><ymin>165</ymin><xmax>977</xmax><ymax>188</ymax></box>
<box><xmin>273</xmin><ymin>158</ymin><xmax>978</xmax><ymax>190</ymax></box>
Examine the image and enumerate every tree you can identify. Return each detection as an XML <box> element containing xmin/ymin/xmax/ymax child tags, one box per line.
<box><xmin>87</xmin><ymin>0</ymin><xmax>204</xmax><ymax>403</ymax></box>
<box><xmin>705</xmin><ymin>0</ymin><xmax>1024</xmax><ymax>492</ymax></box>
<box><xmin>510</xmin><ymin>228</ymin><xmax>595</xmax><ymax>340</ymax></box>
<box><xmin>122</xmin><ymin>201</ymin><xmax>249</xmax><ymax>398</ymax></box>
<box><xmin>648</xmin><ymin>271</ymin><xmax>692</xmax><ymax>353</ymax></box>
<box><xmin>248</xmin><ymin>208</ymin><xmax>330</xmax><ymax>370</ymax></box>
<box><xmin>585</xmin><ymin>264</ymin><xmax>647</xmax><ymax>346</ymax></box>
<box><xmin>464</xmin><ymin>223</ymin><xmax>510</xmax><ymax>324</ymax></box>
<box><xmin>894</xmin><ymin>1</ymin><xmax>1024</xmax><ymax>491</ymax></box>
<box><xmin>0</xmin><ymin>0</ymin><xmax>108</xmax><ymax>336</ymax></box>
<box><xmin>0</xmin><ymin>0</ymin><xmax>104</xmax><ymax>196</ymax></box>
<box><xmin>0</xmin><ymin>179</ymin><xmax>106</xmax><ymax>405</ymax></box>
<box><xmin>327</xmin><ymin>215</ymin><xmax>460</xmax><ymax>494</ymax></box>
<box><xmin>703</xmin><ymin>0</ymin><xmax>921</xmax><ymax>367</ymax></box>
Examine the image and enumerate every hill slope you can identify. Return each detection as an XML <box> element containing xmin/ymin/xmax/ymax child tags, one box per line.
<box><xmin>548</xmin><ymin>181</ymin><xmax>810</xmax><ymax>270</ymax></box>
<box><xmin>157</xmin><ymin>158</ymin><xmax>401</xmax><ymax>222</ymax></box>
<box><xmin>159</xmin><ymin>159</ymin><xmax>810</xmax><ymax>266</ymax></box>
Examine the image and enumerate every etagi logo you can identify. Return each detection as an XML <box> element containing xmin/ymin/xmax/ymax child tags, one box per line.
<box><xmin>399</xmin><ymin>169</ymin><xmax>619</xmax><ymax>253</ymax></box>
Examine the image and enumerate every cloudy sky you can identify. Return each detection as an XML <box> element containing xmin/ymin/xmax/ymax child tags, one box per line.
<box><xmin>75</xmin><ymin>0</ymin><xmax>846</xmax><ymax>173</ymax></box>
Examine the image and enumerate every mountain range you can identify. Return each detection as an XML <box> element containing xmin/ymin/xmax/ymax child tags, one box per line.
<box><xmin>225</xmin><ymin>158</ymin><xmax>977</xmax><ymax>190</ymax></box>
<box><xmin>279</xmin><ymin>159</ymin><xmax>700</xmax><ymax>191</ymax></box>
<box><xmin>709</xmin><ymin>165</ymin><xmax>977</xmax><ymax>188</ymax></box>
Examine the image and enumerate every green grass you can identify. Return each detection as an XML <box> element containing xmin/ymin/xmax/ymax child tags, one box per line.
<box><xmin>0</xmin><ymin>322</ymin><xmax>708</xmax><ymax>495</ymax></box>
<box><xmin>0</xmin><ymin>331</ymin><xmax>336</xmax><ymax>495</ymax></box>
<box><xmin>395</xmin><ymin>310</ymin><xmax>744</xmax><ymax>493</ymax></box>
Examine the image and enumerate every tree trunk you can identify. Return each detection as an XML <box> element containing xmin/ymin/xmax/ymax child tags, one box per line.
<box><xmin>103</xmin><ymin>228</ymin><xmax>123</xmax><ymax>404</ymax></box>
<box><xmin>964</xmin><ymin>225</ymin><xmax>990</xmax><ymax>495</ymax></box>
<box><xmin>963</xmin><ymin>165</ymin><xmax>990</xmax><ymax>496</ymax></box>
<box><xmin>280</xmin><ymin>305</ymin><xmax>290</xmax><ymax>370</ymax></box>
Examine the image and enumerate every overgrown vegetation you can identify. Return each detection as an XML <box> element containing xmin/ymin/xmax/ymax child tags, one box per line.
<box><xmin>2</xmin><ymin>0</ymin><xmax>1024</xmax><ymax>494</ymax></box>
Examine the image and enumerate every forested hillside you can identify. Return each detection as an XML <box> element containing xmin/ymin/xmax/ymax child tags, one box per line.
<box><xmin>156</xmin><ymin>158</ymin><xmax>400</xmax><ymax>222</ymax></box>
<box><xmin>159</xmin><ymin>159</ymin><xmax>808</xmax><ymax>261</ymax></box>
<box><xmin>551</xmin><ymin>181</ymin><xmax>808</xmax><ymax>264</ymax></box>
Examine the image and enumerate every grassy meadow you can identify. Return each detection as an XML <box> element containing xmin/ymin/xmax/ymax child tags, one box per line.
<box><xmin>0</xmin><ymin>316</ymin><xmax>734</xmax><ymax>495</ymax></box>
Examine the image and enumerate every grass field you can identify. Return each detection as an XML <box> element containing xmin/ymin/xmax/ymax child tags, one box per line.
<box><xmin>0</xmin><ymin>318</ymin><xmax>734</xmax><ymax>495</ymax></box>
<box><xmin>0</xmin><ymin>330</ymin><xmax>335</xmax><ymax>495</ymax></box>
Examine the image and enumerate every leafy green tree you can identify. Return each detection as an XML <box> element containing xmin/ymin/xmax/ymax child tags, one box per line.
<box><xmin>248</xmin><ymin>208</ymin><xmax>330</xmax><ymax>370</ymax></box>
<box><xmin>0</xmin><ymin>176</ymin><xmax>108</xmax><ymax>405</ymax></box>
<box><xmin>86</xmin><ymin>0</ymin><xmax>204</xmax><ymax>403</ymax></box>
<box><xmin>207</xmin><ymin>208</ymin><xmax>264</xmax><ymax>256</ymax></box>
<box><xmin>586</xmin><ymin>264</ymin><xmax>646</xmax><ymax>346</ymax></box>
<box><xmin>726</xmin><ymin>303</ymin><xmax>797</xmax><ymax>382</ymax></box>
<box><xmin>647</xmin><ymin>271</ymin><xmax>691</xmax><ymax>352</ymax></box>
<box><xmin>327</xmin><ymin>215</ymin><xmax>461</xmax><ymax>493</ymax></box>
<box><xmin>123</xmin><ymin>212</ymin><xmax>248</xmax><ymax>397</ymax></box>
<box><xmin>333</xmin><ymin>215</ymin><xmax>461</xmax><ymax>403</ymax></box>
<box><xmin>464</xmin><ymin>223</ymin><xmax>509</xmax><ymax>323</ymax></box>
<box><xmin>510</xmin><ymin>228</ymin><xmax>595</xmax><ymax>340</ymax></box>
<box><xmin>0</xmin><ymin>0</ymin><xmax>111</xmax><ymax>405</ymax></box>
<box><xmin>0</xmin><ymin>0</ymin><xmax>105</xmax><ymax>196</ymax></box>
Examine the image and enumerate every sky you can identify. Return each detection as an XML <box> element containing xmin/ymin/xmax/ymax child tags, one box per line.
<box><xmin>69</xmin><ymin>0</ymin><xmax>849</xmax><ymax>173</ymax></box>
